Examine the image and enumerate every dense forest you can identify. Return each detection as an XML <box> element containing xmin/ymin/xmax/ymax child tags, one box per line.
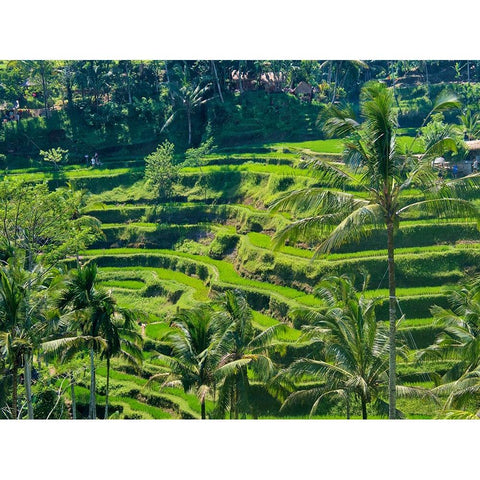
<box><xmin>3</xmin><ymin>60</ymin><xmax>480</xmax><ymax>159</ymax></box>
<box><xmin>2</xmin><ymin>59</ymin><xmax>480</xmax><ymax>422</ymax></box>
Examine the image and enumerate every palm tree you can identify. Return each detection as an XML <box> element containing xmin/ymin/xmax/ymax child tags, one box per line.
<box><xmin>418</xmin><ymin>276</ymin><xmax>480</xmax><ymax>416</ymax></box>
<box><xmin>282</xmin><ymin>275</ymin><xmax>397</xmax><ymax>419</ymax></box>
<box><xmin>150</xmin><ymin>305</ymin><xmax>220</xmax><ymax>419</ymax></box>
<box><xmin>47</xmin><ymin>263</ymin><xmax>143</xmax><ymax>419</ymax></box>
<box><xmin>161</xmin><ymin>79</ymin><xmax>211</xmax><ymax>146</ymax></box>
<box><xmin>281</xmin><ymin>275</ymin><xmax>433</xmax><ymax>418</ymax></box>
<box><xmin>54</xmin><ymin>263</ymin><xmax>108</xmax><ymax>419</ymax></box>
<box><xmin>458</xmin><ymin>109</ymin><xmax>480</xmax><ymax>141</ymax></box>
<box><xmin>213</xmin><ymin>290</ymin><xmax>286</xmax><ymax>419</ymax></box>
<box><xmin>319</xmin><ymin>60</ymin><xmax>368</xmax><ymax>103</ymax></box>
<box><xmin>271</xmin><ymin>81</ymin><xmax>480</xmax><ymax>418</ymax></box>
<box><xmin>100</xmin><ymin>303</ymin><xmax>143</xmax><ymax>419</ymax></box>
<box><xmin>0</xmin><ymin>263</ymin><xmax>25</xmax><ymax>418</ymax></box>
<box><xmin>0</xmin><ymin>255</ymin><xmax>53</xmax><ymax>419</ymax></box>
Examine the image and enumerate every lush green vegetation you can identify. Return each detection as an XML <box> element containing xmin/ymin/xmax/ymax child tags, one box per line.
<box><xmin>2</xmin><ymin>60</ymin><xmax>480</xmax><ymax>421</ymax></box>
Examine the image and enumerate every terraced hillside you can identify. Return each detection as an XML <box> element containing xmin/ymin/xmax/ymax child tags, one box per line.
<box><xmin>9</xmin><ymin>138</ymin><xmax>478</xmax><ymax>419</ymax></box>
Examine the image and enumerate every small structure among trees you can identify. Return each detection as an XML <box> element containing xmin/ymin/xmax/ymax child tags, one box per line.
<box><xmin>259</xmin><ymin>72</ymin><xmax>286</xmax><ymax>93</ymax></box>
<box><xmin>293</xmin><ymin>81</ymin><xmax>313</xmax><ymax>102</ymax></box>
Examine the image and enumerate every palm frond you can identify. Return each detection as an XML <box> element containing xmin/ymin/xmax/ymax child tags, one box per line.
<box><xmin>314</xmin><ymin>203</ymin><xmax>385</xmax><ymax>256</ymax></box>
<box><xmin>431</xmin><ymin>91</ymin><xmax>462</xmax><ymax>115</ymax></box>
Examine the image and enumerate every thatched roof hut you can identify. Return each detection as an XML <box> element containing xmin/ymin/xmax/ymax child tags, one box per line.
<box><xmin>294</xmin><ymin>81</ymin><xmax>313</xmax><ymax>102</ymax></box>
<box><xmin>259</xmin><ymin>72</ymin><xmax>285</xmax><ymax>92</ymax></box>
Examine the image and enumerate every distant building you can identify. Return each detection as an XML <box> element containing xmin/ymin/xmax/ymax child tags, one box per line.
<box><xmin>293</xmin><ymin>81</ymin><xmax>313</xmax><ymax>102</ymax></box>
<box><xmin>466</xmin><ymin>140</ymin><xmax>480</xmax><ymax>162</ymax></box>
<box><xmin>259</xmin><ymin>72</ymin><xmax>286</xmax><ymax>93</ymax></box>
<box><xmin>231</xmin><ymin>70</ymin><xmax>256</xmax><ymax>91</ymax></box>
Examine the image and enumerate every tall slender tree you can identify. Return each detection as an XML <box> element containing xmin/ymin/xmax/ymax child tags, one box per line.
<box><xmin>161</xmin><ymin>79</ymin><xmax>211</xmax><ymax>146</ymax></box>
<box><xmin>100</xmin><ymin>305</ymin><xmax>143</xmax><ymax>419</ymax></box>
<box><xmin>54</xmin><ymin>263</ymin><xmax>107</xmax><ymax>419</ymax></box>
<box><xmin>271</xmin><ymin>81</ymin><xmax>480</xmax><ymax>418</ymax></box>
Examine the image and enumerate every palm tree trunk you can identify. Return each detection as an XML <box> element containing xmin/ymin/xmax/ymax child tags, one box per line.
<box><xmin>211</xmin><ymin>61</ymin><xmax>224</xmax><ymax>103</ymax></box>
<box><xmin>187</xmin><ymin>108</ymin><xmax>192</xmax><ymax>146</ymax></box>
<box><xmin>387</xmin><ymin>220</ymin><xmax>397</xmax><ymax>419</ymax></box>
<box><xmin>424</xmin><ymin>61</ymin><xmax>430</xmax><ymax>98</ymax></box>
<box><xmin>12</xmin><ymin>359</ymin><xmax>18</xmax><ymax>419</ymax></box>
<box><xmin>104</xmin><ymin>356</ymin><xmax>110</xmax><ymax>419</ymax></box>
<box><xmin>165</xmin><ymin>61</ymin><xmax>174</xmax><ymax>104</ymax></box>
<box><xmin>125</xmin><ymin>62</ymin><xmax>133</xmax><ymax>105</ymax></box>
<box><xmin>40</xmin><ymin>65</ymin><xmax>49</xmax><ymax>118</ymax></box>
<box><xmin>330</xmin><ymin>61</ymin><xmax>341</xmax><ymax>104</ymax></box>
<box><xmin>66</xmin><ymin>82</ymin><xmax>74</xmax><ymax>110</ymax></box>
<box><xmin>238</xmin><ymin>61</ymin><xmax>244</xmax><ymax>95</ymax></box>
<box><xmin>346</xmin><ymin>393</ymin><xmax>350</xmax><ymax>419</ymax></box>
<box><xmin>24</xmin><ymin>353</ymin><xmax>34</xmax><ymax>419</ymax></box>
<box><xmin>89</xmin><ymin>347</ymin><xmax>96</xmax><ymax>419</ymax></box>
<box><xmin>201</xmin><ymin>398</ymin><xmax>206</xmax><ymax>420</ymax></box>
<box><xmin>233</xmin><ymin>377</ymin><xmax>239</xmax><ymax>420</ymax></box>
<box><xmin>361</xmin><ymin>396</ymin><xmax>368</xmax><ymax>420</ymax></box>
<box><xmin>70</xmin><ymin>372</ymin><xmax>76</xmax><ymax>419</ymax></box>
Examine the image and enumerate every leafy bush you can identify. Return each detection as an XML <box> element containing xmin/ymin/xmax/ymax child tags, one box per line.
<box><xmin>208</xmin><ymin>233</ymin><xmax>240</xmax><ymax>259</ymax></box>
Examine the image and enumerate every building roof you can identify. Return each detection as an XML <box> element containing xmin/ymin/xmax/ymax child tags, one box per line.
<box><xmin>466</xmin><ymin>140</ymin><xmax>480</xmax><ymax>150</ymax></box>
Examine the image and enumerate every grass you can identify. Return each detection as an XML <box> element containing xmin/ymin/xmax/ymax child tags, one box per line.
<box><xmin>100</xmin><ymin>266</ymin><xmax>210</xmax><ymax>301</ymax></box>
<box><xmin>265</xmin><ymin>139</ymin><xmax>344</xmax><ymax>154</ymax></box>
<box><xmin>145</xmin><ymin>322</ymin><xmax>171</xmax><ymax>339</ymax></box>
<box><xmin>363</xmin><ymin>285</ymin><xmax>447</xmax><ymax>298</ymax></box>
<box><xmin>99</xmin><ymin>279</ymin><xmax>145</xmax><ymax>290</ymax></box>
<box><xmin>252</xmin><ymin>311</ymin><xmax>302</xmax><ymax>341</ymax></box>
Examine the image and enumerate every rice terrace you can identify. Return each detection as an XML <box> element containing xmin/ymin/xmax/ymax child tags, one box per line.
<box><xmin>2</xmin><ymin>59</ymin><xmax>480</xmax><ymax>420</ymax></box>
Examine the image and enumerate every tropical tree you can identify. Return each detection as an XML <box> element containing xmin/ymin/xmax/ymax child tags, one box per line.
<box><xmin>213</xmin><ymin>290</ymin><xmax>286</xmax><ymax>419</ymax></box>
<box><xmin>53</xmin><ymin>263</ymin><xmax>108</xmax><ymax>419</ymax></box>
<box><xmin>0</xmin><ymin>262</ymin><xmax>26</xmax><ymax>419</ymax></box>
<box><xmin>0</xmin><ymin>178</ymin><xmax>100</xmax><ymax>270</ymax></box>
<box><xmin>100</xmin><ymin>304</ymin><xmax>143</xmax><ymax>419</ymax></box>
<box><xmin>47</xmin><ymin>263</ymin><xmax>142</xmax><ymax>419</ymax></box>
<box><xmin>39</xmin><ymin>147</ymin><xmax>69</xmax><ymax>171</ymax></box>
<box><xmin>0</xmin><ymin>253</ymin><xmax>56</xmax><ymax>419</ymax></box>
<box><xmin>144</xmin><ymin>140</ymin><xmax>179</xmax><ymax>201</ymax></box>
<box><xmin>458</xmin><ymin>109</ymin><xmax>480</xmax><ymax>140</ymax></box>
<box><xmin>161</xmin><ymin>79</ymin><xmax>211</xmax><ymax>145</ymax></box>
<box><xmin>271</xmin><ymin>81</ymin><xmax>480</xmax><ymax>418</ymax></box>
<box><xmin>0</xmin><ymin>178</ymin><xmax>101</xmax><ymax>417</ymax></box>
<box><xmin>418</xmin><ymin>276</ymin><xmax>480</xmax><ymax>416</ymax></box>
<box><xmin>8</xmin><ymin>60</ymin><xmax>55</xmax><ymax>117</ymax></box>
<box><xmin>319</xmin><ymin>60</ymin><xmax>368</xmax><ymax>103</ymax></box>
<box><xmin>281</xmin><ymin>275</ymin><xmax>409</xmax><ymax>419</ymax></box>
<box><xmin>150</xmin><ymin>305</ymin><xmax>220</xmax><ymax>419</ymax></box>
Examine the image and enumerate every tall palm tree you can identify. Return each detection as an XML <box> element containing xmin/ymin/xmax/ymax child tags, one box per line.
<box><xmin>46</xmin><ymin>263</ymin><xmax>142</xmax><ymax>419</ymax></box>
<box><xmin>150</xmin><ymin>305</ymin><xmax>220</xmax><ymax>419</ymax></box>
<box><xmin>213</xmin><ymin>290</ymin><xmax>286</xmax><ymax>419</ymax></box>
<box><xmin>0</xmin><ymin>263</ymin><xmax>25</xmax><ymax>419</ymax></box>
<box><xmin>271</xmin><ymin>81</ymin><xmax>480</xmax><ymax>418</ymax></box>
<box><xmin>54</xmin><ymin>263</ymin><xmax>108</xmax><ymax>419</ymax></box>
<box><xmin>100</xmin><ymin>304</ymin><xmax>143</xmax><ymax>419</ymax></box>
<box><xmin>0</xmin><ymin>255</ymin><xmax>53</xmax><ymax>419</ymax></box>
<box><xmin>161</xmin><ymin>80</ymin><xmax>211</xmax><ymax>145</ymax></box>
